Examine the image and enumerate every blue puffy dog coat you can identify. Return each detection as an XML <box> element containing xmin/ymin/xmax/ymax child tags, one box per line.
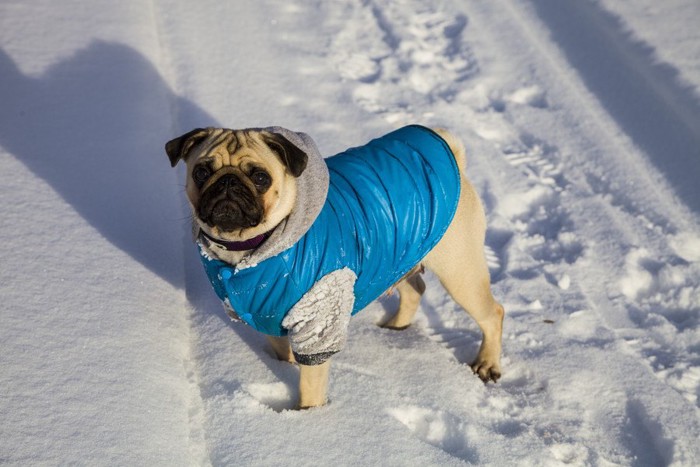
<box><xmin>199</xmin><ymin>125</ymin><xmax>461</xmax><ymax>361</ymax></box>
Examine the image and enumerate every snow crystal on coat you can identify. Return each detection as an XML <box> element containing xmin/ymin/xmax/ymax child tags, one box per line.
<box><xmin>282</xmin><ymin>267</ymin><xmax>356</xmax><ymax>358</ymax></box>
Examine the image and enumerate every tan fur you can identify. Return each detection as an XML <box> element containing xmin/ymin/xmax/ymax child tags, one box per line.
<box><xmin>267</xmin><ymin>335</ymin><xmax>295</xmax><ymax>363</ymax></box>
<box><xmin>298</xmin><ymin>361</ymin><xmax>331</xmax><ymax>409</ymax></box>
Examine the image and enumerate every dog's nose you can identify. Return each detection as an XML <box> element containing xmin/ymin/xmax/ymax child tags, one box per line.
<box><xmin>217</xmin><ymin>174</ymin><xmax>236</xmax><ymax>189</ymax></box>
<box><xmin>214</xmin><ymin>174</ymin><xmax>247</xmax><ymax>195</ymax></box>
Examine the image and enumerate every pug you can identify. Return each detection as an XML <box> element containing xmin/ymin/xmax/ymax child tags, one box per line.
<box><xmin>165</xmin><ymin>125</ymin><xmax>504</xmax><ymax>409</ymax></box>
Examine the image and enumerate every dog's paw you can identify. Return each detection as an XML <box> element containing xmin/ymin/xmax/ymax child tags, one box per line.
<box><xmin>380</xmin><ymin>310</ymin><xmax>415</xmax><ymax>330</ymax></box>
<box><xmin>470</xmin><ymin>357</ymin><xmax>502</xmax><ymax>383</ymax></box>
<box><xmin>296</xmin><ymin>400</ymin><xmax>329</xmax><ymax>411</ymax></box>
<box><xmin>379</xmin><ymin>320</ymin><xmax>412</xmax><ymax>331</ymax></box>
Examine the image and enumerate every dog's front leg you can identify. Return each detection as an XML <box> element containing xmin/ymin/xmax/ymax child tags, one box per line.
<box><xmin>298</xmin><ymin>360</ymin><xmax>331</xmax><ymax>409</ymax></box>
<box><xmin>267</xmin><ymin>335</ymin><xmax>295</xmax><ymax>363</ymax></box>
<box><xmin>267</xmin><ymin>335</ymin><xmax>331</xmax><ymax>408</ymax></box>
<box><xmin>281</xmin><ymin>268</ymin><xmax>357</xmax><ymax>409</ymax></box>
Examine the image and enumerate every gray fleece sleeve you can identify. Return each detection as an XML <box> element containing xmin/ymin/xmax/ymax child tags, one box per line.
<box><xmin>282</xmin><ymin>268</ymin><xmax>357</xmax><ymax>365</ymax></box>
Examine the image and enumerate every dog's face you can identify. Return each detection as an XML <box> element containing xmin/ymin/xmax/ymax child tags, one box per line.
<box><xmin>166</xmin><ymin>128</ymin><xmax>308</xmax><ymax>244</ymax></box>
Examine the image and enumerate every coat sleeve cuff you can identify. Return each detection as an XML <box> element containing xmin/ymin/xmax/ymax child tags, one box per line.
<box><xmin>282</xmin><ymin>267</ymin><xmax>357</xmax><ymax>359</ymax></box>
<box><xmin>293</xmin><ymin>351</ymin><xmax>337</xmax><ymax>366</ymax></box>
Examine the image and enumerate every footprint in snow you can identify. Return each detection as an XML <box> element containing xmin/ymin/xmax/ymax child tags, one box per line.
<box><xmin>499</xmin><ymin>183</ymin><xmax>583</xmax><ymax>267</ymax></box>
<box><xmin>330</xmin><ymin>0</ymin><xmax>477</xmax><ymax>120</ymax></box>
<box><xmin>388</xmin><ymin>405</ymin><xmax>479</xmax><ymax>463</ymax></box>
<box><xmin>618</xmin><ymin>246</ymin><xmax>700</xmax><ymax>406</ymax></box>
<box><xmin>432</xmin><ymin>328</ymin><xmax>480</xmax><ymax>364</ymax></box>
<box><xmin>623</xmin><ymin>399</ymin><xmax>675</xmax><ymax>466</ymax></box>
<box><xmin>244</xmin><ymin>382</ymin><xmax>296</xmax><ymax>412</ymax></box>
<box><xmin>495</xmin><ymin>132</ymin><xmax>587</xmax><ymax>267</ymax></box>
<box><xmin>502</xmin><ymin>138</ymin><xmax>562</xmax><ymax>188</ymax></box>
<box><xmin>485</xmin><ymin>226</ymin><xmax>512</xmax><ymax>282</ymax></box>
<box><xmin>506</xmin><ymin>85</ymin><xmax>549</xmax><ymax>109</ymax></box>
<box><xmin>484</xmin><ymin>244</ymin><xmax>501</xmax><ymax>277</ymax></box>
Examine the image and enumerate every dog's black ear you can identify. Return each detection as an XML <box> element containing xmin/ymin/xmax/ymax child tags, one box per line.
<box><xmin>262</xmin><ymin>133</ymin><xmax>308</xmax><ymax>177</ymax></box>
<box><xmin>165</xmin><ymin>128</ymin><xmax>209</xmax><ymax>167</ymax></box>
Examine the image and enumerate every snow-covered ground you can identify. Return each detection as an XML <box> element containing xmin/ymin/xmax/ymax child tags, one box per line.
<box><xmin>1</xmin><ymin>0</ymin><xmax>699</xmax><ymax>465</ymax></box>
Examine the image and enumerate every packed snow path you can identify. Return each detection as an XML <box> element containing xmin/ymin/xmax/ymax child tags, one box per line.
<box><xmin>1</xmin><ymin>0</ymin><xmax>698</xmax><ymax>465</ymax></box>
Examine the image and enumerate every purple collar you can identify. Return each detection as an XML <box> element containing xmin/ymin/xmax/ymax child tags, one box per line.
<box><xmin>199</xmin><ymin>229</ymin><xmax>271</xmax><ymax>252</ymax></box>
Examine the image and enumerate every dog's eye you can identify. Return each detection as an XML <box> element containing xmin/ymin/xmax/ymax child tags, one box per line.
<box><xmin>251</xmin><ymin>170</ymin><xmax>271</xmax><ymax>190</ymax></box>
<box><xmin>193</xmin><ymin>166</ymin><xmax>211</xmax><ymax>185</ymax></box>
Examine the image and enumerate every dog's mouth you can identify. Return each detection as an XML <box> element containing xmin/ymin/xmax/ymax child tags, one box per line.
<box><xmin>198</xmin><ymin>173</ymin><xmax>264</xmax><ymax>232</ymax></box>
<box><xmin>209</xmin><ymin>200</ymin><xmax>262</xmax><ymax>231</ymax></box>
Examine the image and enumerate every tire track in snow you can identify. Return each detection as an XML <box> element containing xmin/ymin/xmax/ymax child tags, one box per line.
<box><xmin>528</xmin><ymin>0</ymin><xmax>700</xmax><ymax>215</ymax></box>
<box><xmin>473</xmin><ymin>0</ymin><xmax>700</xmax><ymax>460</ymax></box>
<box><xmin>147</xmin><ymin>1</ymin><xmax>211</xmax><ymax>464</ymax></box>
<box><xmin>495</xmin><ymin>0</ymin><xmax>699</xmax><ymax>230</ymax></box>
<box><xmin>531</xmin><ymin>0</ymin><xmax>700</xmax><ymax>408</ymax></box>
<box><xmin>492</xmin><ymin>0</ymin><xmax>700</xmax><ymax>413</ymax></box>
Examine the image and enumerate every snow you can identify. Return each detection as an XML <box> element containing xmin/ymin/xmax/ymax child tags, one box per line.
<box><xmin>1</xmin><ymin>0</ymin><xmax>699</xmax><ymax>465</ymax></box>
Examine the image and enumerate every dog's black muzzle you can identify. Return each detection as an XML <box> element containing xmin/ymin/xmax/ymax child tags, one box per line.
<box><xmin>198</xmin><ymin>173</ymin><xmax>263</xmax><ymax>231</ymax></box>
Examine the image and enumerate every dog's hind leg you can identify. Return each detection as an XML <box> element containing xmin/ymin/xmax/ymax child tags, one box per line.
<box><xmin>424</xmin><ymin>182</ymin><xmax>504</xmax><ymax>382</ymax></box>
<box><xmin>426</xmin><ymin>242</ymin><xmax>504</xmax><ymax>381</ymax></box>
<box><xmin>382</xmin><ymin>272</ymin><xmax>426</xmax><ymax>330</ymax></box>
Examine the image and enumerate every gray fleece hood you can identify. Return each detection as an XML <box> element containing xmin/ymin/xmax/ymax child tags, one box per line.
<box><xmin>234</xmin><ymin>126</ymin><xmax>329</xmax><ymax>270</ymax></box>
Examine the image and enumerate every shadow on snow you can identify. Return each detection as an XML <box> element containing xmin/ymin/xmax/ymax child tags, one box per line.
<box><xmin>531</xmin><ymin>0</ymin><xmax>700</xmax><ymax>215</ymax></box>
<box><xmin>0</xmin><ymin>41</ymin><xmax>217</xmax><ymax>288</ymax></box>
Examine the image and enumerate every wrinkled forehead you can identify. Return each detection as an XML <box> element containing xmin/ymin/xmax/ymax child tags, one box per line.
<box><xmin>194</xmin><ymin>129</ymin><xmax>269</xmax><ymax>169</ymax></box>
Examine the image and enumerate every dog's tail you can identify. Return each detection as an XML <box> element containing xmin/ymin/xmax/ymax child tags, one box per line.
<box><xmin>433</xmin><ymin>128</ymin><xmax>467</xmax><ymax>173</ymax></box>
